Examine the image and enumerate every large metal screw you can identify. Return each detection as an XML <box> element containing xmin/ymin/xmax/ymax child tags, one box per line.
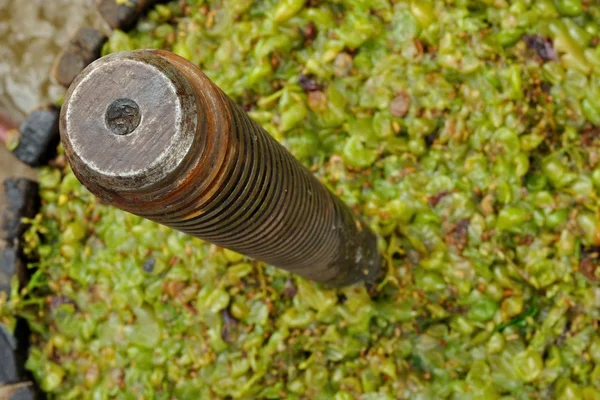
<box><xmin>60</xmin><ymin>50</ymin><xmax>381</xmax><ymax>287</ymax></box>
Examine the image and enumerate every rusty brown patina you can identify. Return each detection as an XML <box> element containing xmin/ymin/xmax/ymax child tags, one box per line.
<box><xmin>60</xmin><ymin>50</ymin><xmax>382</xmax><ymax>287</ymax></box>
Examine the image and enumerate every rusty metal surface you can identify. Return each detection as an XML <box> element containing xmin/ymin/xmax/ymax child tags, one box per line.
<box><xmin>60</xmin><ymin>50</ymin><xmax>382</xmax><ymax>287</ymax></box>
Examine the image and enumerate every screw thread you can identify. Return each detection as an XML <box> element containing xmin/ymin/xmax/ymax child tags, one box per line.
<box><xmin>61</xmin><ymin>50</ymin><xmax>381</xmax><ymax>287</ymax></box>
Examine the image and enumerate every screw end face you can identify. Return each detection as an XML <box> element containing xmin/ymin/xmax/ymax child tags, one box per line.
<box><xmin>60</xmin><ymin>50</ymin><xmax>198</xmax><ymax>196</ymax></box>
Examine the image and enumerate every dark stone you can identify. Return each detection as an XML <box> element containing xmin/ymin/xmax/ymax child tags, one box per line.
<box><xmin>5</xmin><ymin>386</ymin><xmax>37</xmax><ymax>400</ymax></box>
<box><xmin>1</xmin><ymin>179</ymin><xmax>39</xmax><ymax>243</ymax></box>
<box><xmin>0</xmin><ymin>322</ymin><xmax>36</xmax><ymax>400</ymax></box>
<box><xmin>53</xmin><ymin>51</ymin><xmax>87</xmax><ymax>88</ymax></box>
<box><xmin>95</xmin><ymin>0</ymin><xmax>159</xmax><ymax>31</ymax></box>
<box><xmin>0</xmin><ymin>246</ymin><xmax>24</xmax><ymax>296</ymax></box>
<box><xmin>12</xmin><ymin>107</ymin><xmax>60</xmax><ymax>167</ymax></box>
<box><xmin>0</xmin><ymin>324</ymin><xmax>17</xmax><ymax>383</ymax></box>
<box><xmin>53</xmin><ymin>27</ymin><xmax>107</xmax><ymax>88</ymax></box>
<box><xmin>0</xmin><ymin>246</ymin><xmax>38</xmax><ymax>398</ymax></box>
<box><xmin>71</xmin><ymin>27</ymin><xmax>106</xmax><ymax>55</ymax></box>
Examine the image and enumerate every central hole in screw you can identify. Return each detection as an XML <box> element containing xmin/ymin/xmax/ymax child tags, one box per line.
<box><xmin>105</xmin><ymin>98</ymin><xmax>141</xmax><ymax>136</ymax></box>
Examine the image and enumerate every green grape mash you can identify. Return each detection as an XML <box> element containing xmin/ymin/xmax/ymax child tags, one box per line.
<box><xmin>3</xmin><ymin>0</ymin><xmax>600</xmax><ymax>398</ymax></box>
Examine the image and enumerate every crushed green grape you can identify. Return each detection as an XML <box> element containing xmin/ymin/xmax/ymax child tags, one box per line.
<box><xmin>3</xmin><ymin>0</ymin><xmax>600</xmax><ymax>398</ymax></box>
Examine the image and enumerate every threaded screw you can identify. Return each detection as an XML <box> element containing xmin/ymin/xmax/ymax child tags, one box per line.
<box><xmin>60</xmin><ymin>50</ymin><xmax>381</xmax><ymax>287</ymax></box>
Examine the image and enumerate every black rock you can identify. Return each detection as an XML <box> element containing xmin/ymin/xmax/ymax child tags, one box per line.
<box><xmin>0</xmin><ymin>246</ymin><xmax>23</xmax><ymax>297</ymax></box>
<box><xmin>0</xmin><ymin>246</ymin><xmax>38</xmax><ymax>398</ymax></box>
<box><xmin>12</xmin><ymin>107</ymin><xmax>60</xmax><ymax>167</ymax></box>
<box><xmin>95</xmin><ymin>0</ymin><xmax>160</xmax><ymax>31</ymax></box>
<box><xmin>72</xmin><ymin>27</ymin><xmax>106</xmax><ymax>56</ymax></box>
<box><xmin>0</xmin><ymin>324</ymin><xmax>18</xmax><ymax>383</ymax></box>
<box><xmin>53</xmin><ymin>27</ymin><xmax>107</xmax><ymax>88</ymax></box>
<box><xmin>1</xmin><ymin>178</ymin><xmax>39</xmax><ymax>243</ymax></box>
<box><xmin>0</xmin><ymin>322</ymin><xmax>36</xmax><ymax>399</ymax></box>
<box><xmin>3</xmin><ymin>385</ymin><xmax>37</xmax><ymax>400</ymax></box>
